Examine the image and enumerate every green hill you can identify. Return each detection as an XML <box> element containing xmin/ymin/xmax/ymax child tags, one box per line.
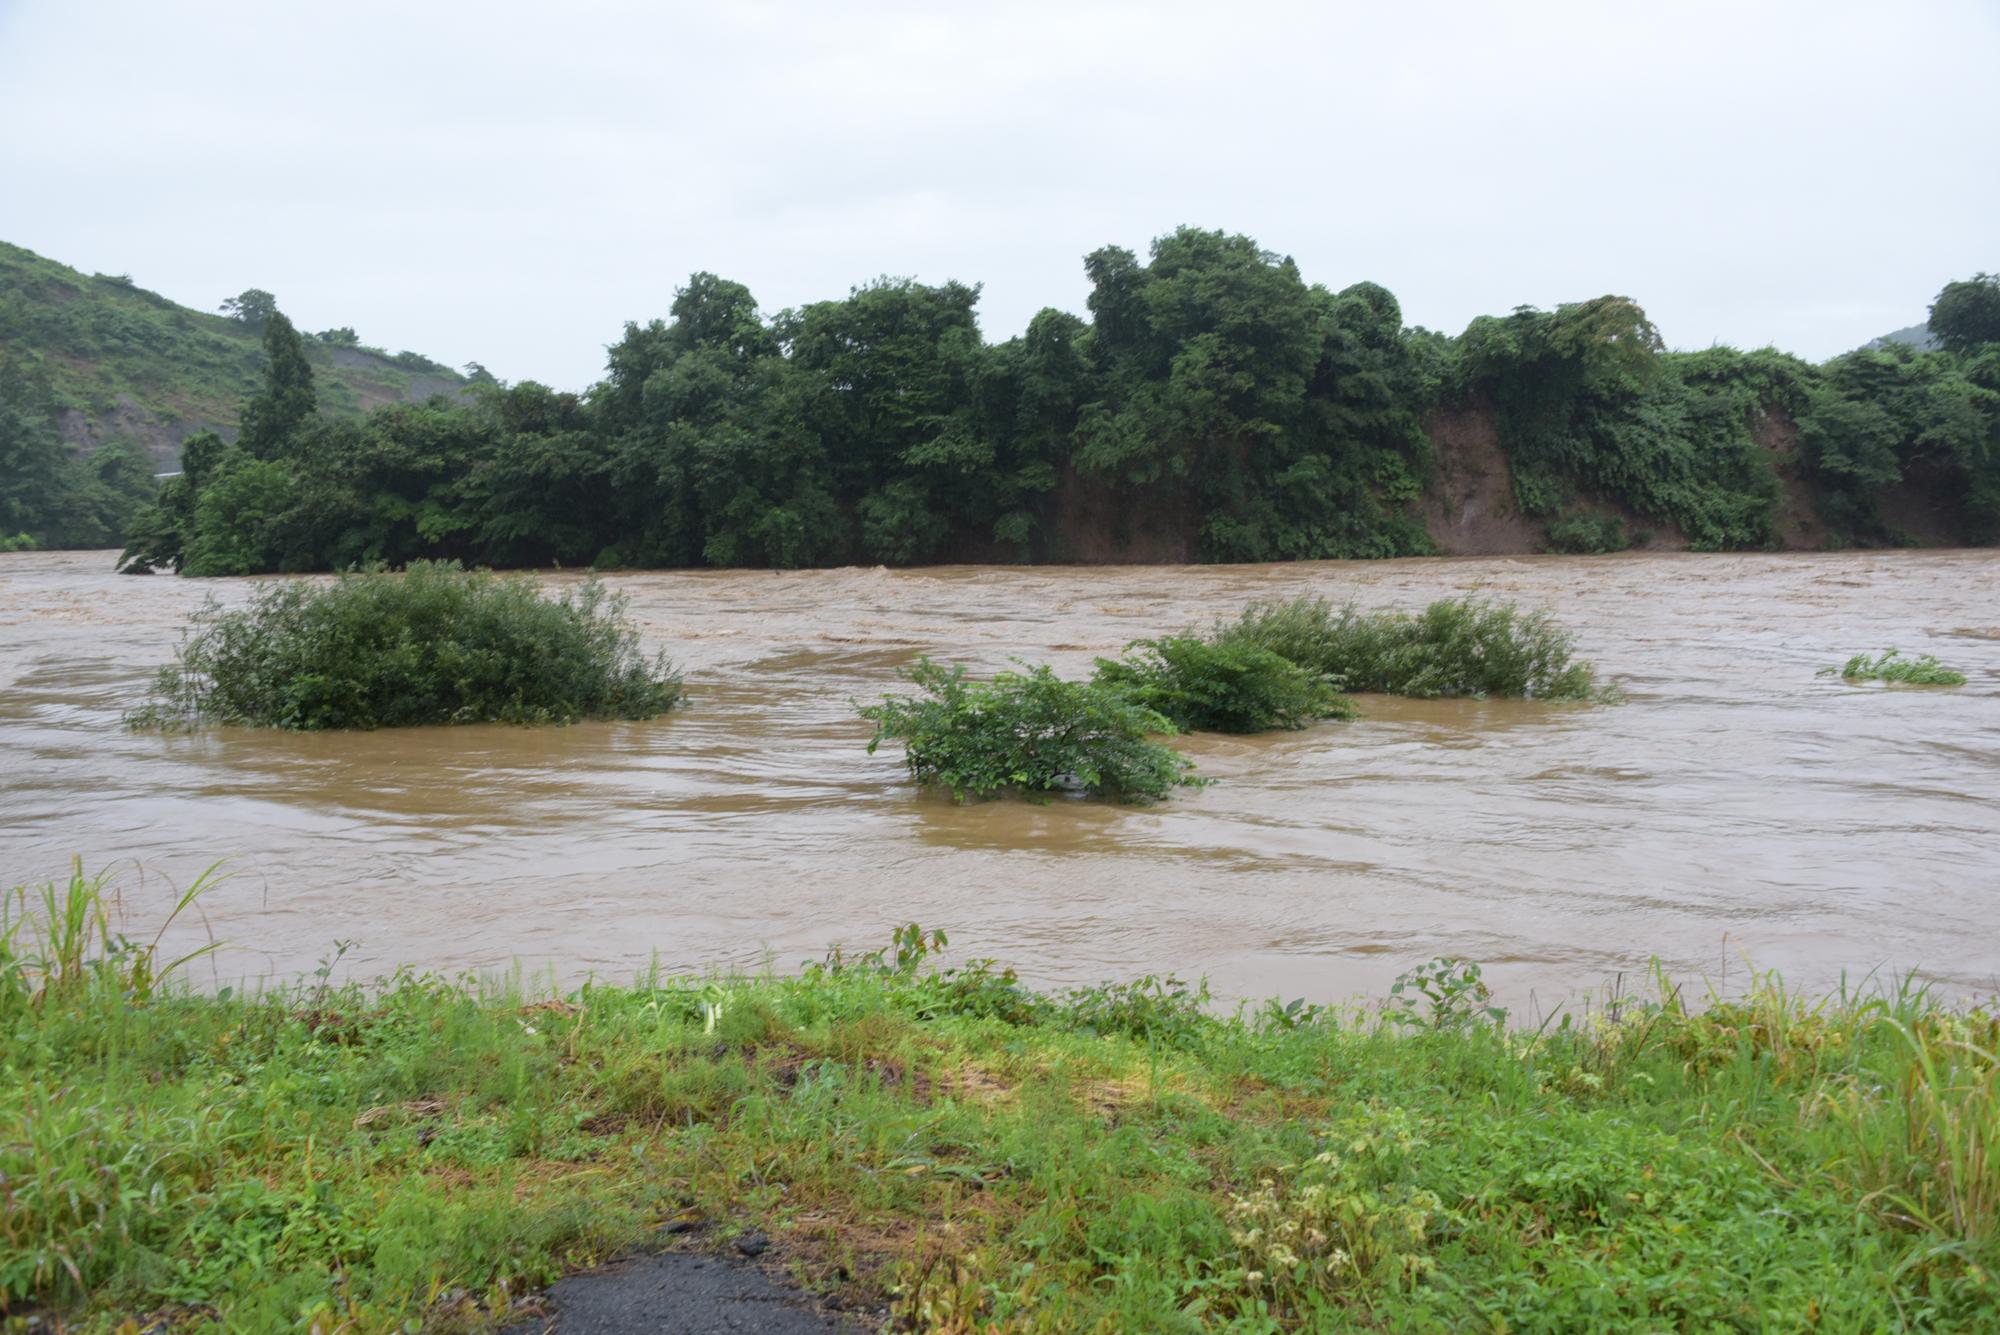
<box><xmin>1865</xmin><ymin>322</ymin><xmax>1939</xmax><ymax>352</ymax></box>
<box><xmin>0</xmin><ymin>240</ymin><xmax>469</xmax><ymax>471</ymax></box>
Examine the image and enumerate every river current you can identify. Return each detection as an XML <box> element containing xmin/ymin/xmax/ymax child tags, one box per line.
<box><xmin>2</xmin><ymin>548</ymin><xmax>1995</xmax><ymax>1011</ymax></box>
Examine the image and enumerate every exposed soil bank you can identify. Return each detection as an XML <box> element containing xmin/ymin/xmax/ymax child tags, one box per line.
<box><xmin>1004</xmin><ymin>404</ymin><xmax>1979</xmax><ymax>562</ymax></box>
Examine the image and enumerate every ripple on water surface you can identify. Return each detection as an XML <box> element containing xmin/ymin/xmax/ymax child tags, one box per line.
<box><xmin>1</xmin><ymin>547</ymin><xmax>1996</xmax><ymax>1006</ymax></box>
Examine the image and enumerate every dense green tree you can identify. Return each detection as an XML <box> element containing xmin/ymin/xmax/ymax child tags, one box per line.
<box><xmin>182</xmin><ymin>452</ymin><xmax>300</xmax><ymax>575</ymax></box>
<box><xmin>236</xmin><ymin>312</ymin><xmax>317</xmax><ymax>458</ymax></box>
<box><xmin>1076</xmin><ymin>229</ymin><xmax>1319</xmax><ymax>491</ymax></box>
<box><xmin>974</xmin><ymin>307</ymin><xmax>1094</xmax><ymax>556</ymax></box>
<box><xmin>218</xmin><ymin>289</ymin><xmax>278</xmax><ymax>327</ymax></box>
<box><xmin>1800</xmin><ymin>396</ymin><xmax>1901</xmax><ymax>487</ymax></box>
<box><xmin>1798</xmin><ymin>343</ymin><xmax>2000</xmax><ymax>539</ymax></box>
<box><xmin>1458</xmin><ymin>296</ymin><xmax>1665</xmax><ymax>515</ymax></box>
<box><xmin>466</xmin><ymin>382</ymin><xmax>608</xmax><ymax>567</ymax></box>
<box><xmin>1074</xmin><ymin>229</ymin><xmax>1430</xmax><ymax>560</ymax></box>
<box><xmin>596</xmin><ymin>273</ymin><xmax>846</xmax><ymax>569</ymax></box>
<box><xmin>784</xmin><ymin>277</ymin><xmax>988</xmax><ymax>563</ymax></box>
<box><xmin>1929</xmin><ymin>274</ymin><xmax>2000</xmax><ymax>356</ymax></box>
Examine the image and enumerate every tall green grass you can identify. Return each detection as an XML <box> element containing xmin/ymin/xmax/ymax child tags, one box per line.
<box><xmin>0</xmin><ymin>858</ymin><xmax>222</xmax><ymax>1007</ymax></box>
<box><xmin>1213</xmin><ymin>594</ymin><xmax>1605</xmax><ymax>700</ymax></box>
<box><xmin>6</xmin><ymin>864</ymin><xmax>1997</xmax><ymax>1331</ymax></box>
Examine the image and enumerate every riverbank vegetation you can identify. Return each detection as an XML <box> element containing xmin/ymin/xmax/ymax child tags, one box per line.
<box><xmin>1829</xmin><ymin>649</ymin><xmax>1969</xmax><ymax>686</ymax></box>
<box><xmin>79</xmin><ymin>238</ymin><xmax>1999</xmax><ymax>574</ymax></box>
<box><xmin>126</xmin><ymin>562</ymin><xmax>681</xmax><ymax>731</ymax></box>
<box><xmin>5</xmin><ymin>864</ymin><xmax>1997</xmax><ymax>1332</ymax></box>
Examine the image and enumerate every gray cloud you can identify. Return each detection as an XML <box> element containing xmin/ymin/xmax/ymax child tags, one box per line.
<box><xmin>3</xmin><ymin>0</ymin><xmax>1994</xmax><ymax>388</ymax></box>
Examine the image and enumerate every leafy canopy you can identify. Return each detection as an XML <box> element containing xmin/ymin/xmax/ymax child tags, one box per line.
<box><xmin>1929</xmin><ymin>273</ymin><xmax>2000</xmax><ymax>356</ymax></box>
<box><xmin>88</xmin><ymin>240</ymin><xmax>2000</xmax><ymax>577</ymax></box>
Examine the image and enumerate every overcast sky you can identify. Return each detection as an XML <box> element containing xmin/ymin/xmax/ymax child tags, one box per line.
<box><xmin>3</xmin><ymin>0</ymin><xmax>1995</xmax><ymax>389</ymax></box>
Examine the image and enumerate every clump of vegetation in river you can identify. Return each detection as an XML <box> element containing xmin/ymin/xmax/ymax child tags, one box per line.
<box><xmin>1826</xmin><ymin>649</ymin><xmax>1969</xmax><ymax>686</ymax></box>
<box><xmin>126</xmin><ymin>561</ymin><xmax>682</xmax><ymax>731</ymax></box>
<box><xmin>7</xmin><ymin>862</ymin><xmax>2000</xmax><ymax>1332</ymax></box>
<box><xmin>861</xmin><ymin>658</ymin><xmax>1198</xmax><ymax>802</ymax></box>
<box><xmin>1091</xmin><ymin>634</ymin><xmax>1353</xmax><ymax>733</ymax></box>
<box><xmin>1216</xmin><ymin>594</ymin><xmax>1604</xmax><ymax>700</ymax></box>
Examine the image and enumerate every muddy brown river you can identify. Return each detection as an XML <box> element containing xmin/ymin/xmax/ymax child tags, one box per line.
<box><xmin>2</xmin><ymin>548</ymin><xmax>1996</xmax><ymax>1011</ymax></box>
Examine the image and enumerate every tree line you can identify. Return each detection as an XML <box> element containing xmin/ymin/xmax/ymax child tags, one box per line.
<box><xmin>49</xmin><ymin>228</ymin><xmax>2000</xmax><ymax>573</ymax></box>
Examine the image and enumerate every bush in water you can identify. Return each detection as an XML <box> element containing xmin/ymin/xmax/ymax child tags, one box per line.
<box><xmin>127</xmin><ymin>561</ymin><xmax>682</xmax><ymax>730</ymax></box>
<box><xmin>1826</xmin><ymin>649</ymin><xmax>1967</xmax><ymax>686</ymax></box>
<box><xmin>860</xmin><ymin>658</ymin><xmax>1199</xmax><ymax>803</ymax></box>
<box><xmin>1215</xmin><ymin>595</ymin><xmax>1602</xmax><ymax>700</ymax></box>
<box><xmin>1092</xmin><ymin>634</ymin><xmax>1353</xmax><ymax>734</ymax></box>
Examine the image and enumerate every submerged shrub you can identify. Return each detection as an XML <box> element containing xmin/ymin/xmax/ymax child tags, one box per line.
<box><xmin>127</xmin><ymin>561</ymin><xmax>683</xmax><ymax>730</ymax></box>
<box><xmin>860</xmin><ymin>658</ymin><xmax>1199</xmax><ymax>803</ymax></box>
<box><xmin>1827</xmin><ymin>649</ymin><xmax>1967</xmax><ymax>686</ymax></box>
<box><xmin>1216</xmin><ymin>595</ymin><xmax>1602</xmax><ymax>701</ymax></box>
<box><xmin>1092</xmin><ymin>634</ymin><xmax>1353</xmax><ymax>733</ymax></box>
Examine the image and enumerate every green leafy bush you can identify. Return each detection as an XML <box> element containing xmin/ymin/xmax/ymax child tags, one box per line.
<box><xmin>1544</xmin><ymin>511</ymin><xmax>1630</xmax><ymax>555</ymax></box>
<box><xmin>1826</xmin><ymin>649</ymin><xmax>1967</xmax><ymax>686</ymax></box>
<box><xmin>860</xmin><ymin>658</ymin><xmax>1198</xmax><ymax>803</ymax></box>
<box><xmin>127</xmin><ymin>561</ymin><xmax>682</xmax><ymax>730</ymax></box>
<box><xmin>1091</xmin><ymin>634</ymin><xmax>1353</xmax><ymax>733</ymax></box>
<box><xmin>1217</xmin><ymin>595</ymin><xmax>1602</xmax><ymax>700</ymax></box>
<box><xmin>1054</xmin><ymin>974</ymin><xmax>1213</xmax><ymax>1045</ymax></box>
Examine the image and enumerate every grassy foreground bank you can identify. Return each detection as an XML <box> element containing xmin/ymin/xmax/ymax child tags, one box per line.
<box><xmin>4</xmin><ymin>882</ymin><xmax>1997</xmax><ymax>1332</ymax></box>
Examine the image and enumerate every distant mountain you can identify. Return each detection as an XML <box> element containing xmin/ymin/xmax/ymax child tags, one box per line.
<box><xmin>0</xmin><ymin>241</ymin><xmax>470</xmax><ymax>469</ymax></box>
<box><xmin>1866</xmin><ymin>322</ymin><xmax>1940</xmax><ymax>352</ymax></box>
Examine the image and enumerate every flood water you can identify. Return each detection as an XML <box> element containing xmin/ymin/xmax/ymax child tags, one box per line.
<box><xmin>2</xmin><ymin>548</ymin><xmax>1996</xmax><ymax>1010</ymax></box>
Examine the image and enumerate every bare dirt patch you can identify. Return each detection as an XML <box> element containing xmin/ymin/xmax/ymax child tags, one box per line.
<box><xmin>1420</xmin><ymin>405</ymin><xmax>1545</xmax><ymax>554</ymax></box>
